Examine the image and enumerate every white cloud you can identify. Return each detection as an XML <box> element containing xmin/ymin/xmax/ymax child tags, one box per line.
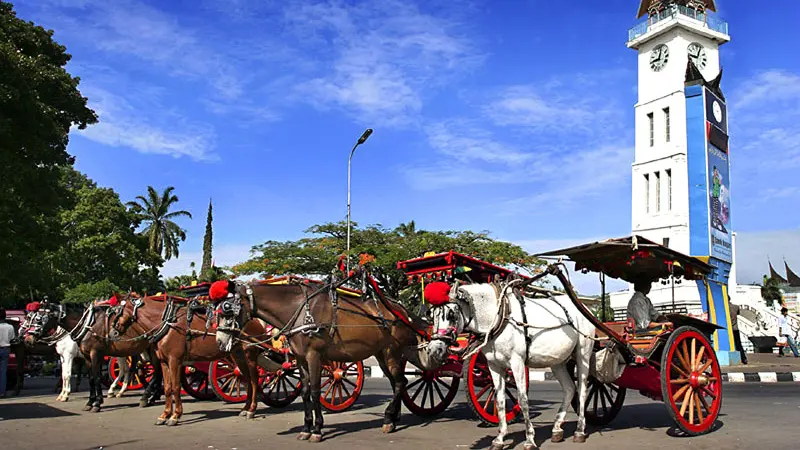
<box><xmin>732</xmin><ymin>70</ymin><xmax>800</xmax><ymax>111</ymax></box>
<box><xmin>75</xmin><ymin>86</ymin><xmax>217</xmax><ymax>161</ymax></box>
<box><xmin>160</xmin><ymin>243</ymin><xmax>255</xmax><ymax>279</ymax></box>
<box><xmin>286</xmin><ymin>0</ymin><xmax>483</xmax><ymax>127</ymax></box>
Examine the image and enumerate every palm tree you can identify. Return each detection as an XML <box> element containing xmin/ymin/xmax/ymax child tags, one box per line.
<box><xmin>760</xmin><ymin>275</ymin><xmax>784</xmax><ymax>308</ymax></box>
<box><xmin>127</xmin><ymin>186</ymin><xmax>192</xmax><ymax>260</ymax></box>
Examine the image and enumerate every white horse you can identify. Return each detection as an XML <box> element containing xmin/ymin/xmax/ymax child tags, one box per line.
<box><xmin>107</xmin><ymin>353</ymin><xmax>152</xmax><ymax>398</ymax></box>
<box><xmin>23</xmin><ymin>312</ymin><xmax>82</xmax><ymax>402</ymax></box>
<box><xmin>427</xmin><ymin>282</ymin><xmax>595</xmax><ymax>450</ymax></box>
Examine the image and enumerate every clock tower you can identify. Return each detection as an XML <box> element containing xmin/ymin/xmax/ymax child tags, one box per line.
<box><xmin>626</xmin><ymin>1</ymin><xmax>740</xmax><ymax>365</ymax></box>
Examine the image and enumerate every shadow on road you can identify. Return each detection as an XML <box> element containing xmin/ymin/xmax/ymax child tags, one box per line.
<box><xmin>0</xmin><ymin>402</ymin><xmax>79</xmax><ymax>420</ymax></box>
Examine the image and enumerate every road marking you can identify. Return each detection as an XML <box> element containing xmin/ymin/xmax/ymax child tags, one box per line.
<box><xmin>726</xmin><ymin>372</ymin><xmax>745</xmax><ymax>382</ymax></box>
<box><xmin>758</xmin><ymin>372</ymin><xmax>777</xmax><ymax>383</ymax></box>
<box><xmin>793</xmin><ymin>372</ymin><xmax>800</xmax><ymax>382</ymax></box>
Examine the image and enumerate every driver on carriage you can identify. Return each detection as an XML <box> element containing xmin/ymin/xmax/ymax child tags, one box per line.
<box><xmin>626</xmin><ymin>278</ymin><xmax>667</xmax><ymax>332</ymax></box>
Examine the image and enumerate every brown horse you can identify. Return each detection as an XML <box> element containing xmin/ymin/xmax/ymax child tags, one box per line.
<box><xmin>213</xmin><ymin>273</ymin><xmax>445</xmax><ymax>442</ymax></box>
<box><xmin>110</xmin><ymin>293</ymin><xmax>265</xmax><ymax>426</ymax></box>
<box><xmin>24</xmin><ymin>299</ymin><xmax>163</xmax><ymax>411</ymax></box>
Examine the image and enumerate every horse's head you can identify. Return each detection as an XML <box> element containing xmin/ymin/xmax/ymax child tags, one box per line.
<box><xmin>423</xmin><ymin>281</ymin><xmax>473</xmax><ymax>358</ymax></box>
<box><xmin>210</xmin><ymin>280</ymin><xmax>247</xmax><ymax>353</ymax></box>
<box><xmin>108</xmin><ymin>293</ymin><xmax>143</xmax><ymax>341</ymax></box>
<box><xmin>23</xmin><ymin>308</ymin><xmax>61</xmax><ymax>347</ymax></box>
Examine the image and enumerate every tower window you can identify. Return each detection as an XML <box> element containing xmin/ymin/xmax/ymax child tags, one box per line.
<box><xmin>663</xmin><ymin>107</ymin><xmax>671</xmax><ymax>142</ymax></box>
<box><xmin>655</xmin><ymin>171</ymin><xmax>661</xmax><ymax>212</ymax></box>
<box><xmin>648</xmin><ymin>112</ymin><xmax>654</xmax><ymax>147</ymax></box>
<box><xmin>666</xmin><ymin>169</ymin><xmax>672</xmax><ymax>211</ymax></box>
<box><xmin>644</xmin><ymin>173</ymin><xmax>650</xmax><ymax>213</ymax></box>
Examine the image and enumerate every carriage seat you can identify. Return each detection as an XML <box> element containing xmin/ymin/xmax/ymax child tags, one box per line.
<box><xmin>627</xmin><ymin>319</ymin><xmax>671</xmax><ymax>338</ymax></box>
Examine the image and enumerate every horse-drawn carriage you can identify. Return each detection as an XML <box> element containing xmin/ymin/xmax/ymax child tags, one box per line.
<box><xmin>536</xmin><ymin>235</ymin><xmax>723</xmax><ymax>435</ymax></box>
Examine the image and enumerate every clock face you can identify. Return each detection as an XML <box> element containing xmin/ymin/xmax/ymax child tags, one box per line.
<box><xmin>687</xmin><ymin>42</ymin><xmax>708</xmax><ymax>69</ymax></box>
<box><xmin>650</xmin><ymin>44</ymin><xmax>669</xmax><ymax>72</ymax></box>
<box><xmin>712</xmin><ymin>100</ymin><xmax>723</xmax><ymax>123</ymax></box>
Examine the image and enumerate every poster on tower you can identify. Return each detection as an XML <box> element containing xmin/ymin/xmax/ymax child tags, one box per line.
<box><xmin>707</xmin><ymin>142</ymin><xmax>732</xmax><ymax>262</ymax></box>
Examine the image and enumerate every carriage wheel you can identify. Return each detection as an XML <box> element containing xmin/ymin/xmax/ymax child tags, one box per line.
<box><xmin>400</xmin><ymin>359</ymin><xmax>460</xmax><ymax>417</ymax></box>
<box><xmin>180</xmin><ymin>364</ymin><xmax>216</xmax><ymax>401</ymax></box>
<box><xmin>661</xmin><ymin>326</ymin><xmax>722</xmax><ymax>435</ymax></box>
<box><xmin>208</xmin><ymin>357</ymin><xmax>252</xmax><ymax>403</ymax></box>
<box><xmin>319</xmin><ymin>361</ymin><xmax>364</xmax><ymax>412</ymax></box>
<box><xmin>464</xmin><ymin>351</ymin><xmax>529</xmax><ymax>426</ymax></box>
<box><xmin>260</xmin><ymin>363</ymin><xmax>303</xmax><ymax>408</ymax></box>
<box><xmin>567</xmin><ymin>360</ymin><xmax>626</xmax><ymax>426</ymax></box>
<box><xmin>108</xmin><ymin>357</ymin><xmax>155</xmax><ymax>391</ymax></box>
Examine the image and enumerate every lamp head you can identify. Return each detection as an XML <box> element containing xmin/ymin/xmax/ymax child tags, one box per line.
<box><xmin>357</xmin><ymin>128</ymin><xmax>373</xmax><ymax>145</ymax></box>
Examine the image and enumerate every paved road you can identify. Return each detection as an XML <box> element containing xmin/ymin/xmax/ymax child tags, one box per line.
<box><xmin>1</xmin><ymin>378</ymin><xmax>798</xmax><ymax>450</ymax></box>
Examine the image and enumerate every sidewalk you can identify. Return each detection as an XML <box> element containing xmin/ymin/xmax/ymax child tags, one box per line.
<box><xmin>364</xmin><ymin>352</ymin><xmax>800</xmax><ymax>382</ymax></box>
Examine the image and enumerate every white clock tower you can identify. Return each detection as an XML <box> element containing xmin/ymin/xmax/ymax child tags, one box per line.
<box><xmin>616</xmin><ymin>0</ymin><xmax>731</xmax><ymax>313</ymax></box>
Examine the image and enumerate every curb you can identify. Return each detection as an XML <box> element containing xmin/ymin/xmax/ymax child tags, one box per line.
<box><xmin>364</xmin><ymin>366</ymin><xmax>800</xmax><ymax>383</ymax></box>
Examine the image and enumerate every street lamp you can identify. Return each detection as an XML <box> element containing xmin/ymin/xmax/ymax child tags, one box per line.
<box><xmin>346</xmin><ymin>128</ymin><xmax>373</xmax><ymax>274</ymax></box>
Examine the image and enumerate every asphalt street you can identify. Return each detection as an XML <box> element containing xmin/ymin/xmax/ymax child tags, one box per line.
<box><xmin>1</xmin><ymin>378</ymin><xmax>798</xmax><ymax>450</ymax></box>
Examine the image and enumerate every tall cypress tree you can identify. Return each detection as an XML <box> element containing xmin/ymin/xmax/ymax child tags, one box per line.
<box><xmin>201</xmin><ymin>199</ymin><xmax>213</xmax><ymax>277</ymax></box>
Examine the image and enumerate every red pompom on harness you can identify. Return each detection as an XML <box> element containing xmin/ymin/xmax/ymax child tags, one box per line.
<box><xmin>424</xmin><ymin>281</ymin><xmax>452</xmax><ymax>306</ymax></box>
<box><xmin>210</xmin><ymin>280</ymin><xmax>230</xmax><ymax>301</ymax></box>
<box><xmin>26</xmin><ymin>302</ymin><xmax>41</xmax><ymax>312</ymax></box>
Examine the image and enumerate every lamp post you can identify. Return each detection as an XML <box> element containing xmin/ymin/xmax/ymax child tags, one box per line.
<box><xmin>346</xmin><ymin>128</ymin><xmax>373</xmax><ymax>274</ymax></box>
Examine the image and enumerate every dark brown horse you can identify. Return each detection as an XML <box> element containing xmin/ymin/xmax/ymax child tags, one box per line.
<box><xmin>110</xmin><ymin>294</ymin><xmax>265</xmax><ymax>425</ymax></box>
<box><xmin>24</xmin><ymin>299</ymin><xmax>163</xmax><ymax>411</ymax></box>
<box><xmin>213</xmin><ymin>273</ymin><xmax>444</xmax><ymax>442</ymax></box>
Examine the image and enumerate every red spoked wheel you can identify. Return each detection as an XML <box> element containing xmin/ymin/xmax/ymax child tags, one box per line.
<box><xmin>108</xmin><ymin>356</ymin><xmax>155</xmax><ymax>391</ymax></box>
<box><xmin>260</xmin><ymin>360</ymin><xmax>303</xmax><ymax>408</ymax></box>
<box><xmin>180</xmin><ymin>363</ymin><xmax>216</xmax><ymax>401</ymax></box>
<box><xmin>209</xmin><ymin>357</ymin><xmax>263</xmax><ymax>403</ymax></box>
<box><xmin>319</xmin><ymin>361</ymin><xmax>364</xmax><ymax>412</ymax></box>
<box><xmin>464</xmin><ymin>351</ymin><xmax>529</xmax><ymax>425</ymax></box>
<box><xmin>661</xmin><ymin>326</ymin><xmax>722</xmax><ymax>435</ymax></box>
<box><xmin>401</xmin><ymin>360</ymin><xmax>460</xmax><ymax>417</ymax></box>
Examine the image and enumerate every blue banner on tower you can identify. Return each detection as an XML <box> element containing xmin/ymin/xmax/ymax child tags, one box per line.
<box><xmin>707</xmin><ymin>142</ymin><xmax>731</xmax><ymax>262</ymax></box>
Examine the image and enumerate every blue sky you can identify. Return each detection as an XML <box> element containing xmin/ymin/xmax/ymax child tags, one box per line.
<box><xmin>12</xmin><ymin>0</ymin><xmax>800</xmax><ymax>293</ymax></box>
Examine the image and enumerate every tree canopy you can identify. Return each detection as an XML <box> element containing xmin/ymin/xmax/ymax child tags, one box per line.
<box><xmin>232</xmin><ymin>221</ymin><xmax>544</xmax><ymax>305</ymax></box>
<box><xmin>0</xmin><ymin>1</ymin><xmax>98</xmax><ymax>301</ymax></box>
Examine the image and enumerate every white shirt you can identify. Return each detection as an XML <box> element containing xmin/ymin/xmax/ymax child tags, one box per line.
<box><xmin>0</xmin><ymin>322</ymin><xmax>15</xmax><ymax>347</ymax></box>
<box><xmin>778</xmin><ymin>316</ymin><xmax>791</xmax><ymax>336</ymax></box>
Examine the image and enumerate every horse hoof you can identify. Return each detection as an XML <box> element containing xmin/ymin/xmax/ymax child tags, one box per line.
<box><xmin>116</xmin><ymin>394</ymin><xmax>123</xmax><ymax>398</ymax></box>
<box><xmin>91</xmin><ymin>406</ymin><xmax>101</xmax><ymax>413</ymax></box>
<box><xmin>297</xmin><ymin>432</ymin><xmax>311</xmax><ymax>441</ymax></box>
<box><xmin>309</xmin><ymin>434</ymin><xmax>323</xmax><ymax>443</ymax></box>
<box><xmin>139</xmin><ymin>400</ymin><xmax>148</xmax><ymax>408</ymax></box>
<box><xmin>246</xmin><ymin>412</ymin><xmax>255</xmax><ymax>420</ymax></box>
<box><xmin>239</xmin><ymin>410</ymin><xmax>248</xmax><ymax>417</ymax></box>
<box><xmin>381</xmin><ymin>423</ymin><xmax>396</xmax><ymax>434</ymax></box>
<box><xmin>82</xmin><ymin>405</ymin><xmax>92</xmax><ymax>412</ymax></box>
<box><xmin>155</xmin><ymin>418</ymin><xmax>167</xmax><ymax>426</ymax></box>
<box><xmin>489</xmin><ymin>443</ymin><xmax>505</xmax><ymax>450</ymax></box>
<box><xmin>523</xmin><ymin>444</ymin><xmax>538</xmax><ymax>450</ymax></box>
<box><xmin>573</xmin><ymin>434</ymin><xmax>587</xmax><ymax>443</ymax></box>
<box><xmin>166</xmin><ymin>419</ymin><xmax>179</xmax><ymax>427</ymax></box>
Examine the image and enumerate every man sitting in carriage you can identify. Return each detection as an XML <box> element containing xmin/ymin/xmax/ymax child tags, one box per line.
<box><xmin>626</xmin><ymin>278</ymin><xmax>667</xmax><ymax>332</ymax></box>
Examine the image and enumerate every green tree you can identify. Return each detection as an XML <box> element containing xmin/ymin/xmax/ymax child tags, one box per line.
<box><xmin>0</xmin><ymin>2</ymin><xmax>98</xmax><ymax>303</ymax></box>
<box><xmin>63</xmin><ymin>279</ymin><xmax>120</xmax><ymax>304</ymax></box>
<box><xmin>201</xmin><ymin>199</ymin><xmax>213</xmax><ymax>277</ymax></box>
<box><xmin>761</xmin><ymin>275</ymin><xmax>784</xmax><ymax>308</ymax></box>
<box><xmin>54</xmin><ymin>168</ymin><xmax>162</xmax><ymax>291</ymax></box>
<box><xmin>127</xmin><ymin>186</ymin><xmax>192</xmax><ymax>260</ymax></box>
<box><xmin>232</xmin><ymin>221</ymin><xmax>544</xmax><ymax>306</ymax></box>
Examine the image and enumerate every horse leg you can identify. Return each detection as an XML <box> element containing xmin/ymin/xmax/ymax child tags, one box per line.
<box><xmin>56</xmin><ymin>353</ymin><xmax>68</xmax><ymax>401</ymax></box>
<box><xmin>155</xmin><ymin>361</ymin><xmax>172</xmax><ymax>425</ymax></box>
<box><xmin>487</xmin><ymin>359</ymin><xmax>508</xmax><ymax>450</ymax></box>
<box><xmin>550</xmin><ymin>363</ymin><xmax>576</xmax><ymax>443</ymax></box>
<box><xmin>61</xmin><ymin>343</ymin><xmax>78</xmax><ymax>402</ymax></box>
<box><xmin>510</xmin><ymin>356</ymin><xmax>536</xmax><ymax>450</ymax></box>
<box><xmin>74</xmin><ymin>358</ymin><xmax>84</xmax><ymax>392</ymax></box>
<box><xmin>90</xmin><ymin>352</ymin><xmax>104</xmax><ymax>412</ymax></box>
<box><xmin>108</xmin><ymin>357</ymin><xmax>124</xmax><ymax>397</ymax></box>
<box><xmin>232</xmin><ymin>349</ymin><xmax>259</xmax><ymax>419</ymax></box>
<box><xmin>167</xmin><ymin>357</ymin><xmax>183</xmax><ymax>426</ymax></box>
<box><xmin>571</xmin><ymin>339</ymin><xmax>592</xmax><ymax>443</ymax></box>
<box><xmin>307</xmin><ymin>353</ymin><xmax>324</xmax><ymax>443</ymax></box>
<box><xmin>376</xmin><ymin>352</ymin><xmax>406</xmax><ymax>433</ymax></box>
<box><xmin>296</xmin><ymin>361</ymin><xmax>313</xmax><ymax>441</ymax></box>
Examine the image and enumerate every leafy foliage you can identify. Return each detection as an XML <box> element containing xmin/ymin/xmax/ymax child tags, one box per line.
<box><xmin>201</xmin><ymin>199</ymin><xmax>213</xmax><ymax>278</ymax></box>
<box><xmin>232</xmin><ymin>220</ymin><xmax>544</xmax><ymax>306</ymax></box>
<box><xmin>0</xmin><ymin>1</ymin><xmax>98</xmax><ymax>301</ymax></box>
<box><xmin>127</xmin><ymin>186</ymin><xmax>192</xmax><ymax>260</ymax></box>
<box><xmin>761</xmin><ymin>275</ymin><xmax>784</xmax><ymax>308</ymax></box>
<box><xmin>63</xmin><ymin>279</ymin><xmax>120</xmax><ymax>304</ymax></box>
